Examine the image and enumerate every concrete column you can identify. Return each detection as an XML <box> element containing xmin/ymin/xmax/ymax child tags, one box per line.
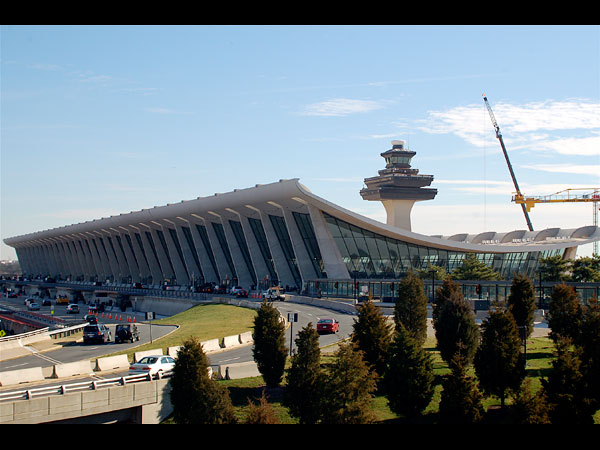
<box><xmin>381</xmin><ymin>199</ymin><xmax>416</xmax><ymax>231</ymax></box>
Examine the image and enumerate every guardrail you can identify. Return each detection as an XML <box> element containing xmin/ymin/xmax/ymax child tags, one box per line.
<box><xmin>0</xmin><ymin>372</ymin><xmax>169</xmax><ymax>402</ymax></box>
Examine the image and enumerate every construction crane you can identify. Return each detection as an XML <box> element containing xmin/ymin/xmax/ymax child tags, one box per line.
<box><xmin>483</xmin><ymin>94</ymin><xmax>534</xmax><ymax>231</ymax></box>
<box><xmin>513</xmin><ymin>188</ymin><xmax>600</xmax><ymax>255</ymax></box>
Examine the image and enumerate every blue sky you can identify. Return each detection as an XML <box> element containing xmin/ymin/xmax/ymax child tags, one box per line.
<box><xmin>2</xmin><ymin>25</ymin><xmax>599</xmax><ymax>260</ymax></box>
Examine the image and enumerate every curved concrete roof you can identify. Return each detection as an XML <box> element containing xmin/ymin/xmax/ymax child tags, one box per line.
<box><xmin>5</xmin><ymin>178</ymin><xmax>600</xmax><ymax>254</ymax></box>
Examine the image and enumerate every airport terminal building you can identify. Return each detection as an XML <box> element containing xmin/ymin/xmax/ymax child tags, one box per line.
<box><xmin>5</xmin><ymin>141</ymin><xmax>600</xmax><ymax>295</ymax></box>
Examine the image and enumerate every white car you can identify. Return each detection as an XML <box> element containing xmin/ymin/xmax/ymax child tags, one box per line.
<box><xmin>129</xmin><ymin>355</ymin><xmax>176</xmax><ymax>379</ymax></box>
<box><xmin>27</xmin><ymin>301</ymin><xmax>40</xmax><ymax>311</ymax></box>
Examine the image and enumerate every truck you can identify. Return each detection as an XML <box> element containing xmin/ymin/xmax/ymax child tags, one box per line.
<box><xmin>262</xmin><ymin>286</ymin><xmax>285</xmax><ymax>301</ymax></box>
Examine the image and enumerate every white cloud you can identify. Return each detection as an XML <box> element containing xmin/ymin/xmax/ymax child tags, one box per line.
<box><xmin>300</xmin><ymin>98</ymin><xmax>385</xmax><ymax>117</ymax></box>
<box><xmin>521</xmin><ymin>163</ymin><xmax>600</xmax><ymax>176</ymax></box>
<box><xmin>417</xmin><ymin>98</ymin><xmax>600</xmax><ymax>157</ymax></box>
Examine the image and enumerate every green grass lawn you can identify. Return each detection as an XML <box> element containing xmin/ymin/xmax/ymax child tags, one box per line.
<box><xmin>106</xmin><ymin>303</ymin><xmax>257</xmax><ymax>360</ymax></box>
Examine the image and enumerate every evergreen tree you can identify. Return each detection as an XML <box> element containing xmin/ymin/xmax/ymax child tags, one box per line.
<box><xmin>510</xmin><ymin>379</ymin><xmax>551</xmax><ymax>424</ymax></box>
<box><xmin>438</xmin><ymin>353</ymin><xmax>485</xmax><ymax>424</ymax></box>
<box><xmin>383</xmin><ymin>325</ymin><xmax>434</xmax><ymax>420</ymax></box>
<box><xmin>394</xmin><ymin>270</ymin><xmax>428</xmax><ymax>346</ymax></box>
<box><xmin>351</xmin><ymin>300</ymin><xmax>393</xmax><ymax>378</ymax></box>
<box><xmin>474</xmin><ymin>307</ymin><xmax>525</xmax><ymax>408</ymax></box>
<box><xmin>252</xmin><ymin>300</ymin><xmax>288</xmax><ymax>387</ymax></box>
<box><xmin>578</xmin><ymin>297</ymin><xmax>600</xmax><ymax>411</ymax></box>
<box><xmin>416</xmin><ymin>263</ymin><xmax>449</xmax><ymax>281</ymax></box>
<box><xmin>321</xmin><ymin>341</ymin><xmax>378</xmax><ymax>424</ymax></box>
<box><xmin>571</xmin><ymin>256</ymin><xmax>600</xmax><ymax>282</ymax></box>
<box><xmin>432</xmin><ymin>278</ymin><xmax>479</xmax><ymax>365</ymax></box>
<box><xmin>170</xmin><ymin>336</ymin><xmax>237</xmax><ymax>424</ymax></box>
<box><xmin>542</xmin><ymin>336</ymin><xmax>596</xmax><ymax>424</ymax></box>
<box><xmin>547</xmin><ymin>283</ymin><xmax>583</xmax><ymax>343</ymax></box>
<box><xmin>507</xmin><ymin>273</ymin><xmax>537</xmax><ymax>339</ymax></box>
<box><xmin>432</xmin><ymin>277</ymin><xmax>462</xmax><ymax>324</ymax></box>
<box><xmin>284</xmin><ymin>323</ymin><xmax>324</xmax><ymax>424</ymax></box>
<box><xmin>538</xmin><ymin>255</ymin><xmax>572</xmax><ymax>281</ymax></box>
<box><xmin>451</xmin><ymin>253</ymin><xmax>501</xmax><ymax>280</ymax></box>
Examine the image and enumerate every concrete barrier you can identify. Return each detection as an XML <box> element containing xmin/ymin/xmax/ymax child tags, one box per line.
<box><xmin>133</xmin><ymin>349</ymin><xmax>163</xmax><ymax>362</ymax></box>
<box><xmin>52</xmin><ymin>360</ymin><xmax>93</xmax><ymax>378</ymax></box>
<box><xmin>200</xmin><ymin>339</ymin><xmax>221</xmax><ymax>353</ymax></box>
<box><xmin>95</xmin><ymin>355</ymin><xmax>130</xmax><ymax>372</ymax></box>
<box><xmin>0</xmin><ymin>367</ymin><xmax>45</xmax><ymax>386</ymax></box>
<box><xmin>239</xmin><ymin>331</ymin><xmax>253</xmax><ymax>344</ymax></box>
<box><xmin>219</xmin><ymin>361</ymin><xmax>261</xmax><ymax>380</ymax></box>
<box><xmin>167</xmin><ymin>346</ymin><xmax>181</xmax><ymax>358</ymax></box>
<box><xmin>221</xmin><ymin>335</ymin><xmax>240</xmax><ymax>349</ymax></box>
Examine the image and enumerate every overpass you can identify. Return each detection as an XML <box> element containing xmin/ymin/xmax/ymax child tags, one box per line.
<box><xmin>0</xmin><ymin>374</ymin><xmax>172</xmax><ymax>424</ymax></box>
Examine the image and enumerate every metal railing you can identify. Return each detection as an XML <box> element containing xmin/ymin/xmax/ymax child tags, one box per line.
<box><xmin>0</xmin><ymin>371</ymin><xmax>172</xmax><ymax>403</ymax></box>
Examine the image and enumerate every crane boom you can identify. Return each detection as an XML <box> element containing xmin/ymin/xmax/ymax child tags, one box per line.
<box><xmin>483</xmin><ymin>94</ymin><xmax>534</xmax><ymax>231</ymax></box>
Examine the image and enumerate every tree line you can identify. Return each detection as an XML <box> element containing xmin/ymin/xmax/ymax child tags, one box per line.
<box><xmin>168</xmin><ymin>271</ymin><xmax>600</xmax><ymax>424</ymax></box>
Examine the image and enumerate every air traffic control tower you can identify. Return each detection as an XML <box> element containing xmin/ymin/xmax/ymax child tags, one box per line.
<box><xmin>360</xmin><ymin>140</ymin><xmax>437</xmax><ymax>231</ymax></box>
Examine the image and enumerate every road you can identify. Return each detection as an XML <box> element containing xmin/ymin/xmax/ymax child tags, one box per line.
<box><xmin>0</xmin><ymin>294</ymin><xmax>357</xmax><ymax>388</ymax></box>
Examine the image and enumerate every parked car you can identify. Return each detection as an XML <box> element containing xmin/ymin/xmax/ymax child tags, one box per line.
<box><xmin>115</xmin><ymin>324</ymin><xmax>140</xmax><ymax>343</ymax></box>
<box><xmin>27</xmin><ymin>301</ymin><xmax>40</xmax><ymax>311</ymax></box>
<box><xmin>83</xmin><ymin>323</ymin><xmax>111</xmax><ymax>344</ymax></box>
<box><xmin>66</xmin><ymin>304</ymin><xmax>79</xmax><ymax>314</ymax></box>
<box><xmin>129</xmin><ymin>355</ymin><xmax>175</xmax><ymax>379</ymax></box>
<box><xmin>316</xmin><ymin>318</ymin><xmax>339</xmax><ymax>334</ymax></box>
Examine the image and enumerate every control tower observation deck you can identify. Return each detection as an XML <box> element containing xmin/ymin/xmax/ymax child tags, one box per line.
<box><xmin>360</xmin><ymin>140</ymin><xmax>437</xmax><ymax>231</ymax></box>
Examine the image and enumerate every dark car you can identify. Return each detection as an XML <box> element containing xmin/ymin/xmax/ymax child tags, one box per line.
<box><xmin>83</xmin><ymin>323</ymin><xmax>111</xmax><ymax>344</ymax></box>
<box><xmin>84</xmin><ymin>314</ymin><xmax>98</xmax><ymax>324</ymax></box>
<box><xmin>115</xmin><ymin>324</ymin><xmax>140</xmax><ymax>344</ymax></box>
<box><xmin>235</xmin><ymin>289</ymin><xmax>249</xmax><ymax>298</ymax></box>
<box><xmin>42</xmin><ymin>299</ymin><xmax>52</xmax><ymax>306</ymax></box>
<box><xmin>316</xmin><ymin>318</ymin><xmax>340</xmax><ymax>334</ymax></box>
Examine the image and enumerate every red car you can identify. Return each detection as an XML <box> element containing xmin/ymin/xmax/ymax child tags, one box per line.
<box><xmin>316</xmin><ymin>318</ymin><xmax>339</xmax><ymax>334</ymax></box>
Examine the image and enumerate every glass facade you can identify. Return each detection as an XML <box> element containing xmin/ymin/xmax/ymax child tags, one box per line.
<box><xmin>323</xmin><ymin>212</ymin><xmax>562</xmax><ymax>279</ymax></box>
<box><xmin>292</xmin><ymin>212</ymin><xmax>326</xmax><ymax>279</ymax></box>
<box><xmin>269</xmin><ymin>214</ymin><xmax>302</xmax><ymax>288</ymax></box>
<box><xmin>229</xmin><ymin>220</ymin><xmax>257</xmax><ymax>286</ymax></box>
<box><xmin>248</xmin><ymin>217</ymin><xmax>278</xmax><ymax>284</ymax></box>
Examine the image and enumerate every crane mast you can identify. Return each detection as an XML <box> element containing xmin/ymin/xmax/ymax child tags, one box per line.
<box><xmin>483</xmin><ymin>94</ymin><xmax>534</xmax><ymax>231</ymax></box>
